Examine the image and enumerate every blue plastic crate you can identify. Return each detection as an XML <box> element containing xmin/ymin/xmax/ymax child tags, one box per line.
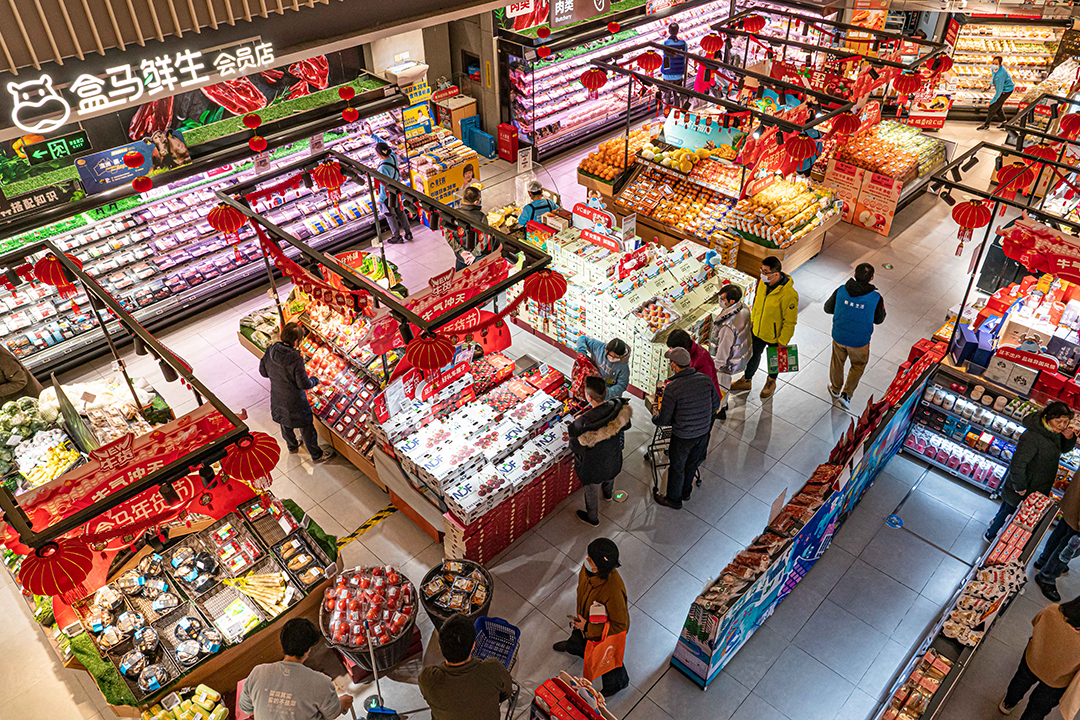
<box><xmin>460</xmin><ymin>115</ymin><xmax>481</xmax><ymax>136</ymax></box>
<box><xmin>467</xmin><ymin>129</ymin><xmax>497</xmax><ymax>159</ymax></box>
<box><xmin>473</xmin><ymin>616</ymin><xmax>520</xmax><ymax>670</ymax></box>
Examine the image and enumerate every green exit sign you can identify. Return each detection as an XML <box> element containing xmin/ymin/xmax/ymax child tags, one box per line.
<box><xmin>24</xmin><ymin>131</ymin><xmax>92</xmax><ymax>166</ymax></box>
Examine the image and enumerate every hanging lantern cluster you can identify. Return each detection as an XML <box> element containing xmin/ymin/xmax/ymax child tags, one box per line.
<box><xmin>244</xmin><ymin>113</ymin><xmax>266</xmax><ymax>154</ymax></box>
<box><xmin>310</xmin><ymin>160</ymin><xmax>347</xmax><ymax>204</ymax></box>
<box><xmin>340</xmin><ymin>86</ymin><xmax>359</xmax><ymax>123</ymax></box>
<box><xmin>221</xmin><ymin>432</ymin><xmax>280</xmax><ymax>491</ymax></box>
<box><xmin>405</xmin><ymin>331</ymin><xmax>456</xmax><ymax>372</ymax></box>
<box><xmin>951</xmin><ymin>199</ymin><xmax>992</xmax><ymax>256</ymax></box>
<box><xmin>34</xmin><ymin>252</ymin><xmax>83</xmax><ymax>299</ymax></box>
<box><xmin>925</xmin><ymin>54</ymin><xmax>953</xmax><ymax>77</ymax></box>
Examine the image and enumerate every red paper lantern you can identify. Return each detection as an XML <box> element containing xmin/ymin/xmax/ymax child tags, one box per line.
<box><xmin>342</xmin><ymin>107</ymin><xmax>359</xmax><ymax>123</ymax></box>
<box><xmin>538</xmin><ymin>45</ymin><xmax>551</xmax><ymax>59</ymax></box>
<box><xmin>19</xmin><ymin>539</ymin><xmax>94</xmax><ymax>599</ymax></box>
<box><xmin>1024</xmin><ymin>143</ymin><xmax>1058</xmax><ymax>171</ymax></box>
<box><xmin>34</xmin><ymin>253</ymin><xmax>83</xmax><ymax>299</ymax></box>
<box><xmin>637</xmin><ymin>50</ymin><xmax>663</xmax><ymax>74</ymax></box>
<box><xmin>607</xmin><ymin>21</ymin><xmax>620</xmax><ymax>33</ymax></box>
<box><xmin>132</xmin><ymin>175</ymin><xmax>152</xmax><ymax>193</ymax></box>
<box><xmin>700</xmin><ymin>33</ymin><xmax>725</xmax><ymax>57</ymax></box>
<box><xmin>926</xmin><ymin>55</ymin><xmax>953</xmax><ymax>76</ymax></box>
<box><xmin>405</xmin><ymin>332</ymin><xmax>456</xmax><ymax>372</ymax></box>
<box><xmin>525</xmin><ymin>268</ymin><xmax>568</xmax><ymax>320</ymax></box>
<box><xmin>741</xmin><ymin>14</ymin><xmax>766</xmax><ymax>33</ymax></box>
<box><xmin>123</xmin><ymin>150</ymin><xmax>143</xmax><ymax>168</ymax></box>
<box><xmin>248</xmin><ymin>135</ymin><xmax>267</xmax><ymax>153</ymax></box>
<box><xmin>831</xmin><ymin>112</ymin><xmax>861</xmax><ymax>136</ymax></box>
<box><xmin>951</xmin><ymin>199</ymin><xmax>992</xmax><ymax>256</ymax></box>
<box><xmin>208</xmin><ymin>202</ymin><xmax>247</xmax><ymax>239</ymax></box>
<box><xmin>580</xmin><ymin>68</ymin><xmax>608</xmax><ymax>92</ymax></box>
<box><xmin>243</xmin><ymin>113</ymin><xmax>262</xmax><ymax>129</ymax></box>
<box><xmin>338</xmin><ymin>86</ymin><xmax>356</xmax><ymax>101</ymax></box>
<box><xmin>537</xmin><ymin>26</ymin><xmax>551</xmax><ymax>39</ymax></box>
<box><xmin>784</xmin><ymin>132</ymin><xmax>818</xmax><ymax>161</ymax></box>
<box><xmin>893</xmin><ymin>71</ymin><xmax>924</xmax><ymax>96</ymax></box>
<box><xmin>311</xmin><ymin>160</ymin><xmax>347</xmax><ymax>203</ymax></box>
<box><xmin>221</xmin><ymin>432</ymin><xmax>281</xmax><ymax>490</ymax></box>
<box><xmin>1061</xmin><ymin>113</ymin><xmax>1080</xmax><ymax>139</ymax></box>
<box><xmin>996</xmin><ymin>161</ymin><xmax>1036</xmax><ymax>202</ymax></box>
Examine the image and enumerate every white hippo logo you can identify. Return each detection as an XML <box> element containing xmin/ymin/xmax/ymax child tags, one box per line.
<box><xmin>7</xmin><ymin>75</ymin><xmax>71</xmax><ymax>134</ymax></box>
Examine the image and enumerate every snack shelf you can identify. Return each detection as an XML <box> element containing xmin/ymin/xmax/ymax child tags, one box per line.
<box><xmin>918</xmin><ymin>399</ymin><xmax>1022</xmax><ymax>449</ymax></box>
<box><xmin>632</xmin><ymin>157</ymin><xmax>742</xmax><ymax>200</ymax></box>
<box><xmin>296</xmin><ymin>316</ymin><xmax>386</xmax><ymax>389</ymax></box>
<box><xmin>0</xmin><ymin>111</ymin><xmax>404</xmax><ymax>374</ymax></box>
<box><xmin>909</xmin><ymin>421</ymin><xmax>1010</xmax><ymax>470</ymax></box>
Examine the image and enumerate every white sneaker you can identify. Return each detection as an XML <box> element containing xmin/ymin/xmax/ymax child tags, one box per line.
<box><xmin>839</xmin><ymin>393</ymin><xmax>851</xmax><ymax>410</ymax></box>
<box><xmin>827</xmin><ymin>385</ymin><xmax>841</xmax><ymax>399</ymax></box>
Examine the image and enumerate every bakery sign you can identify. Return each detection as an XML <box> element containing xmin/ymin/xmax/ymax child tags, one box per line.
<box><xmin>6</xmin><ymin>40</ymin><xmax>275</xmax><ymax>134</ymax></box>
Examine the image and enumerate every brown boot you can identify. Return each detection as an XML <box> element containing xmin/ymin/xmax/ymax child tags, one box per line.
<box><xmin>760</xmin><ymin>378</ymin><xmax>777</xmax><ymax>398</ymax></box>
<box><xmin>730</xmin><ymin>377</ymin><xmax>752</xmax><ymax>392</ymax></box>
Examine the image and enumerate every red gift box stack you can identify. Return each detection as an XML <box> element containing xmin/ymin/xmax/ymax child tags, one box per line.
<box><xmin>534</xmin><ymin>677</ymin><xmax>609</xmax><ymax>720</ymax></box>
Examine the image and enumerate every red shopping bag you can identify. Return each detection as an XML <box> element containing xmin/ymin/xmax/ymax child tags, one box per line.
<box><xmin>571</xmin><ymin>353</ymin><xmax>601</xmax><ymax>402</ymax></box>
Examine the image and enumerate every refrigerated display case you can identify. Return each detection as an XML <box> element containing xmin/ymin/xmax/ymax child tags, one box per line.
<box><xmin>498</xmin><ymin>0</ymin><xmax>728</xmax><ymax>160</ymax></box>
<box><xmin>947</xmin><ymin>19</ymin><xmax>1066</xmax><ymax>113</ymax></box>
<box><xmin>0</xmin><ymin>98</ymin><xmax>408</xmax><ymax>377</ymax></box>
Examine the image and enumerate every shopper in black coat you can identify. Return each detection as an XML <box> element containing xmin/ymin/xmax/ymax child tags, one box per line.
<box><xmin>986</xmin><ymin>402</ymin><xmax>1075</xmax><ymax>541</ymax></box>
<box><xmin>652</xmin><ymin>347</ymin><xmax>720</xmax><ymax>510</ymax></box>
<box><xmin>259</xmin><ymin>322</ymin><xmax>334</xmax><ymax>463</ymax></box>
<box><xmin>569</xmin><ymin>376</ymin><xmax>633</xmax><ymax>527</ymax></box>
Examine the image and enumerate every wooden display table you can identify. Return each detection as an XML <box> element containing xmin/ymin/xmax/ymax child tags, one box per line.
<box><xmin>734</xmin><ymin>214</ymin><xmax>838</xmax><ymax>276</ymax></box>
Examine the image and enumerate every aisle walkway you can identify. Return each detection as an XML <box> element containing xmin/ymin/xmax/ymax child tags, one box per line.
<box><xmin>0</xmin><ymin>121</ymin><xmax>1040</xmax><ymax>720</ymax></box>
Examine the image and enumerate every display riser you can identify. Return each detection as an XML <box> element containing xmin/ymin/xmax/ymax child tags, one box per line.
<box><xmin>734</xmin><ymin>215</ymin><xmax>835</xmax><ymax>276</ymax></box>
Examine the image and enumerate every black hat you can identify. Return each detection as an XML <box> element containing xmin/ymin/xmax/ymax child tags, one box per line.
<box><xmin>588</xmin><ymin>538</ymin><xmax>620</xmax><ymax>572</ymax></box>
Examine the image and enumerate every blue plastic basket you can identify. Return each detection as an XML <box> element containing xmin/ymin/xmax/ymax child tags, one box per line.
<box><xmin>473</xmin><ymin>616</ymin><xmax>520</xmax><ymax>671</ymax></box>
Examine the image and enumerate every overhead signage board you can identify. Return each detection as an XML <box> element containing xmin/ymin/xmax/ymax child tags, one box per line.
<box><xmin>75</xmin><ymin>141</ymin><xmax>154</xmax><ymax>195</ymax></box>
<box><xmin>0</xmin><ymin>179</ymin><xmax>81</xmax><ymax>220</ymax></box>
<box><xmin>5</xmin><ymin>40</ymin><xmax>275</xmax><ymax>134</ymax></box>
<box><xmin>550</xmin><ymin>0</ymin><xmax>610</xmax><ymax>28</ymax></box>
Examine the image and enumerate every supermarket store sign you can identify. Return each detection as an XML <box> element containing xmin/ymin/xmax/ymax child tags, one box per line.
<box><xmin>6</xmin><ymin>40</ymin><xmax>275</xmax><ymax>134</ymax></box>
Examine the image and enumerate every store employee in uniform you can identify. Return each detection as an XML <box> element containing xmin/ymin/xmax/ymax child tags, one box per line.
<box><xmin>978</xmin><ymin>56</ymin><xmax>1015</xmax><ymax>131</ymax></box>
<box><xmin>516</xmin><ymin>180</ymin><xmax>558</xmax><ymax>227</ymax></box>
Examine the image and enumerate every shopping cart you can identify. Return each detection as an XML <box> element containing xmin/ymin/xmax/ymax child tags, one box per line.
<box><xmin>646</xmin><ymin>425</ymin><xmax>700</xmax><ymax>494</ymax></box>
<box><xmin>473</xmin><ymin>616</ymin><xmax>521</xmax><ymax>720</ymax></box>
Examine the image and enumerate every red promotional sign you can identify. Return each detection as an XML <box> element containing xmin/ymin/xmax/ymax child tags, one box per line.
<box><xmin>769</xmin><ymin>62</ymin><xmax>851</xmax><ymax>98</ymax></box>
<box><xmin>421</xmin><ymin>362</ymin><xmax>473</xmax><ymax>401</ymax></box>
<box><xmin>571</xmin><ymin>202</ymin><xmax>616</xmax><ymax>230</ymax></box>
<box><xmin>944</xmin><ymin>18</ymin><xmax>961</xmax><ymax>48</ymax></box>
<box><xmin>1001</xmin><ymin>218</ymin><xmax>1080</xmax><ymax>286</ymax></box>
<box><xmin>743</xmin><ymin>129</ymin><xmax>798</xmax><ymax>197</ymax></box>
<box><xmin>21</xmin><ymin>404</ymin><xmax>237</xmax><ymax>531</ymax></box>
<box><xmin>996</xmin><ymin>346</ymin><xmax>1060</xmax><ymax>373</ymax></box>
<box><xmin>366</xmin><ymin>253</ymin><xmax>510</xmax><ymax>353</ymax></box>
<box><xmin>431</xmin><ymin>86</ymin><xmax>461</xmax><ymax>103</ymax></box>
<box><xmin>581</xmin><ymin>228</ymin><xmax>621</xmax><ymax>251</ymax></box>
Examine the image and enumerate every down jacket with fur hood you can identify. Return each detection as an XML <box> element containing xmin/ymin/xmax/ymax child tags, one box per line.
<box><xmin>568</xmin><ymin>399</ymin><xmax>633</xmax><ymax>486</ymax></box>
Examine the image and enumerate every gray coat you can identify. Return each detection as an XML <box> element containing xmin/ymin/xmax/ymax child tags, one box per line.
<box><xmin>653</xmin><ymin>367</ymin><xmax>720</xmax><ymax>439</ymax></box>
<box><xmin>1003</xmin><ymin>409</ymin><xmax>1076</xmax><ymax>506</ymax></box>
<box><xmin>259</xmin><ymin>342</ymin><xmax>317</xmax><ymax>427</ymax></box>
<box><xmin>709</xmin><ymin>301</ymin><xmax>752</xmax><ymax>376</ymax></box>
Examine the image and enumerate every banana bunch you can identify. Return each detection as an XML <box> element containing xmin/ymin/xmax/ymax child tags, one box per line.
<box><xmin>223</xmin><ymin>571</ymin><xmax>289</xmax><ymax>618</ymax></box>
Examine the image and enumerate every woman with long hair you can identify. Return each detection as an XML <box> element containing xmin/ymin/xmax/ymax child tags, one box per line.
<box><xmin>999</xmin><ymin>595</ymin><xmax>1080</xmax><ymax>719</ymax></box>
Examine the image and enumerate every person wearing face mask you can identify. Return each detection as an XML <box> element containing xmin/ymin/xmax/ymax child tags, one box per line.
<box><xmin>731</xmin><ymin>256</ymin><xmax>798</xmax><ymax>399</ymax></box>
<box><xmin>552</xmin><ymin>538</ymin><xmax>630</xmax><ymax>698</ymax></box>
<box><xmin>978</xmin><ymin>56</ymin><xmax>1014</xmax><ymax>131</ymax></box>
<box><xmin>709</xmin><ymin>284</ymin><xmax>751</xmax><ymax>421</ymax></box>
<box><xmin>986</xmin><ymin>402</ymin><xmax>1076</xmax><ymax>543</ymax></box>
<box><xmin>576</xmin><ymin>335</ymin><xmax>631</xmax><ymax>400</ymax></box>
<box><xmin>569</xmin><ymin>376</ymin><xmax>633</xmax><ymax>528</ymax></box>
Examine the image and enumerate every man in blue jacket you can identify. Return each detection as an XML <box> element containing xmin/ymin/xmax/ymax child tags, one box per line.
<box><xmin>825</xmin><ymin>263</ymin><xmax>886</xmax><ymax>410</ymax></box>
<box><xmin>978</xmin><ymin>56</ymin><xmax>1015</xmax><ymax>131</ymax></box>
<box><xmin>375</xmin><ymin>142</ymin><xmax>412</xmax><ymax>244</ymax></box>
<box><xmin>661</xmin><ymin>23</ymin><xmax>688</xmax><ymax>109</ymax></box>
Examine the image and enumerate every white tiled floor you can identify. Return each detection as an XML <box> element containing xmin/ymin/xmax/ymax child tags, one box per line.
<box><xmin>2</xmin><ymin>119</ymin><xmax>1058</xmax><ymax>720</ymax></box>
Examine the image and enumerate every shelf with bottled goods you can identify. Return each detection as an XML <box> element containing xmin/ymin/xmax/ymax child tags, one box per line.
<box><xmin>0</xmin><ymin>112</ymin><xmax>405</xmax><ymax>374</ymax></box>
<box><xmin>948</xmin><ymin>24</ymin><xmax>1065</xmax><ymax>110</ymax></box>
<box><xmin>504</xmin><ymin>0</ymin><xmax>723</xmax><ymax>156</ymax></box>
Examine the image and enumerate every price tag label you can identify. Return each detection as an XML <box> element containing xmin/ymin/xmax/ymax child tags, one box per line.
<box><xmin>111</xmin><ymin>360</ymin><xmax>123</xmax><ymax>373</ymax></box>
<box><xmin>675</xmin><ymin>294</ymin><xmax>696</xmax><ymax>315</ymax></box>
<box><xmin>7</xmin><ymin>435</ymin><xmax>22</xmax><ymax>446</ymax></box>
<box><xmin>254</xmin><ymin>152</ymin><xmax>271</xmax><ymax>173</ymax></box>
<box><xmin>323</xmin><ymin>562</ymin><xmax>339</xmax><ymax>580</ymax></box>
<box><xmin>301</xmin><ymin>513</ymin><xmax>312</xmax><ymax>529</ymax></box>
<box><xmin>81</xmin><ymin>392</ymin><xmax>97</xmax><ymax>405</ymax></box>
<box><xmin>660</xmin><ymin>184</ymin><xmax>674</xmax><ymax>198</ymax></box>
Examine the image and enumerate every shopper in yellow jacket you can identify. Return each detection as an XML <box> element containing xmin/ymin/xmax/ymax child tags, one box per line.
<box><xmin>730</xmin><ymin>256</ymin><xmax>799</xmax><ymax>399</ymax></box>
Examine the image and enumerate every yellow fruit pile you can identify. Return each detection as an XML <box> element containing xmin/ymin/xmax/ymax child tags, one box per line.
<box><xmin>641</xmin><ymin>145</ymin><xmax>713</xmax><ymax>174</ymax></box>
<box><xmin>578</xmin><ymin>125</ymin><xmax>657</xmax><ymax>181</ymax></box>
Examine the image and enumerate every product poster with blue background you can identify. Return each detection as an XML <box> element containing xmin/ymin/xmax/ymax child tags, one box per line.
<box><xmin>75</xmin><ymin>140</ymin><xmax>154</xmax><ymax>195</ymax></box>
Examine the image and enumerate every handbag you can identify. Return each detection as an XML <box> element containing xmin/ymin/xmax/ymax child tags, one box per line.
<box><xmin>571</xmin><ymin>353</ymin><xmax>602</xmax><ymax>402</ymax></box>
<box><xmin>582</xmin><ymin>618</ymin><xmax>627</xmax><ymax>682</ymax></box>
<box><xmin>766</xmin><ymin>344</ymin><xmax>800</xmax><ymax>374</ymax></box>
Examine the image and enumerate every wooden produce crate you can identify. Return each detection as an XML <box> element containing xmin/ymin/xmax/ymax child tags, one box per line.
<box><xmin>734</xmin><ymin>214</ymin><xmax>838</xmax><ymax>275</ymax></box>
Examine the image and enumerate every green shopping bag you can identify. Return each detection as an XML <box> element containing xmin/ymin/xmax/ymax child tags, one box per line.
<box><xmin>766</xmin><ymin>345</ymin><xmax>799</xmax><ymax>374</ymax></box>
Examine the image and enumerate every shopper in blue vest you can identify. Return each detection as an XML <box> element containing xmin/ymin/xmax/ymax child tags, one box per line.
<box><xmin>824</xmin><ymin>263</ymin><xmax>886</xmax><ymax>410</ymax></box>
<box><xmin>978</xmin><ymin>56</ymin><xmax>1015</xmax><ymax>131</ymax></box>
<box><xmin>516</xmin><ymin>180</ymin><xmax>559</xmax><ymax>227</ymax></box>
<box><xmin>661</xmin><ymin>23</ymin><xmax>689</xmax><ymax>109</ymax></box>
<box><xmin>375</xmin><ymin>142</ymin><xmax>412</xmax><ymax>244</ymax></box>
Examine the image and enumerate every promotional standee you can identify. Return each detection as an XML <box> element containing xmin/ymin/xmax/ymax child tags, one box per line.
<box><xmin>0</xmin><ymin>246</ymin><xmax>338</xmax><ymax>714</ymax></box>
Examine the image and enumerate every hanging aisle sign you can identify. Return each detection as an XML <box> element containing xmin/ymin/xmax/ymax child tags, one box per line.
<box><xmin>550</xmin><ymin>0</ymin><xmax>610</xmax><ymax>28</ymax></box>
<box><xmin>5</xmin><ymin>40</ymin><xmax>275</xmax><ymax>134</ymax></box>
